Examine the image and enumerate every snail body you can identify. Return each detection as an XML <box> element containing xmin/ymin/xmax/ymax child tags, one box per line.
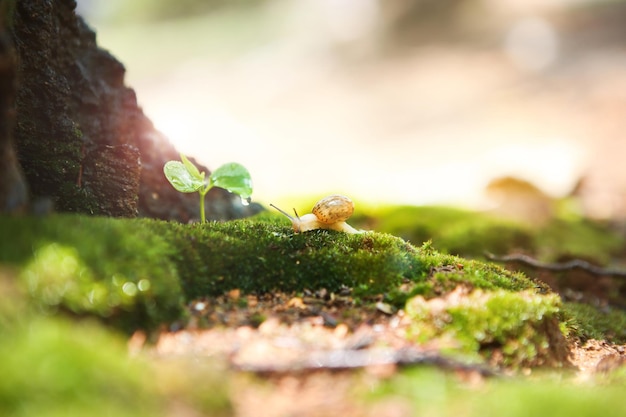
<box><xmin>270</xmin><ymin>195</ymin><xmax>360</xmax><ymax>233</ymax></box>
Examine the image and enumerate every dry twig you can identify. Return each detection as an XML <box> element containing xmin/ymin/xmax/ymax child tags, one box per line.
<box><xmin>231</xmin><ymin>347</ymin><xmax>498</xmax><ymax>376</ymax></box>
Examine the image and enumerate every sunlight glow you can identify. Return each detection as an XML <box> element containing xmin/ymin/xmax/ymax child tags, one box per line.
<box><xmin>90</xmin><ymin>2</ymin><xmax>605</xmax><ymax>210</ymax></box>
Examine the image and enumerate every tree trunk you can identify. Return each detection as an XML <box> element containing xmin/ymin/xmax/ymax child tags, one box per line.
<box><xmin>0</xmin><ymin>0</ymin><xmax>261</xmax><ymax>221</ymax></box>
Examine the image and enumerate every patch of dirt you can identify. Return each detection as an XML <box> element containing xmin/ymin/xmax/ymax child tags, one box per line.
<box><xmin>231</xmin><ymin>371</ymin><xmax>411</xmax><ymax>417</ymax></box>
<box><xmin>142</xmin><ymin>287</ymin><xmax>626</xmax><ymax>417</ymax></box>
<box><xmin>570</xmin><ymin>339</ymin><xmax>626</xmax><ymax>379</ymax></box>
<box><xmin>150</xmin><ymin>295</ymin><xmax>417</xmax><ymax>417</ymax></box>
<box><xmin>155</xmin><ymin>296</ymin><xmax>417</xmax><ymax>372</ymax></box>
<box><xmin>182</xmin><ymin>288</ymin><xmax>392</xmax><ymax>330</ymax></box>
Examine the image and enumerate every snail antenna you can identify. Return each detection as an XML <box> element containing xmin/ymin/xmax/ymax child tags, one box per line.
<box><xmin>269</xmin><ymin>203</ymin><xmax>294</xmax><ymax>221</ymax></box>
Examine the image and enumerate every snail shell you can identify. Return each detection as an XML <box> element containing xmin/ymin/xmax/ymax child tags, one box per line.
<box><xmin>312</xmin><ymin>195</ymin><xmax>354</xmax><ymax>224</ymax></box>
<box><xmin>270</xmin><ymin>194</ymin><xmax>360</xmax><ymax>233</ymax></box>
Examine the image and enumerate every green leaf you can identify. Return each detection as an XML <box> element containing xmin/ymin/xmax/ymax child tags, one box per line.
<box><xmin>180</xmin><ymin>153</ymin><xmax>204</xmax><ymax>181</ymax></box>
<box><xmin>163</xmin><ymin>161</ymin><xmax>206</xmax><ymax>193</ymax></box>
<box><xmin>209</xmin><ymin>162</ymin><xmax>253</xmax><ymax>199</ymax></box>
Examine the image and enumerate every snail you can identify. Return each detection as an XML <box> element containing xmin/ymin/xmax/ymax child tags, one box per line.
<box><xmin>270</xmin><ymin>195</ymin><xmax>361</xmax><ymax>233</ymax></box>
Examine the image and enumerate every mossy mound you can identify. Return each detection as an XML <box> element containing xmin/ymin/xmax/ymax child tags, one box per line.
<box><xmin>0</xmin><ymin>215</ymin><xmax>184</xmax><ymax>332</ymax></box>
<box><xmin>406</xmin><ymin>289</ymin><xmax>566</xmax><ymax>366</ymax></box>
<box><xmin>2</xmin><ymin>212</ymin><xmax>620</xmax><ymax>356</ymax></box>
<box><xmin>0</xmin><ymin>211</ymin><xmax>576</xmax><ymax>365</ymax></box>
<box><xmin>0</xmin><ymin>214</ymin><xmax>545</xmax><ymax>330</ymax></box>
<box><xmin>156</xmin><ymin>217</ymin><xmax>426</xmax><ymax>298</ymax></box>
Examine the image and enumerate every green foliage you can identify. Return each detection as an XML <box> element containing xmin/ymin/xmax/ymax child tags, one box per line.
<box><xmin>405</xmin><ymin>289</ymin><xmax>563</xmax><ymax>366</ymax></box>
<box><xmin>163</xmin><ymin>154</ymin><xmax>206</xmax><ymax>193</ymax></box>
<box><xmin>209</xmin><ymin>162</ymin><xmax>253</xmax><ymax>199</ymax></box>
<box><xmin>562</xmin><ymin>302</ymin><xmax>626</xmax><ymax>343</ymax></box>
<box><xmin>164</xmin><ymin>154</ymin><xmax>252</xmax><ymax>222</ymax></box>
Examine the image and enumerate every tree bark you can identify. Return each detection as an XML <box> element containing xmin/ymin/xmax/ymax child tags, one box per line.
<box><xmin>0</xmin><ymin>0</ymin><xmax>261</xmax><ymax>221</ymax></box>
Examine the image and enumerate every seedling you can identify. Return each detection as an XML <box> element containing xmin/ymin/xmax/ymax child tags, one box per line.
<box><xmin>163</xmin><ymin>154</ymin><xmax>253</xmax><ymax>223</ymax></box>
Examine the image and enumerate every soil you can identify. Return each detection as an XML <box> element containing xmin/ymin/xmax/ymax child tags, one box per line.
<box><xmin>144</xmin><ymin>287</ymin><xmax>626</xmax><ymax>417</ymax></box>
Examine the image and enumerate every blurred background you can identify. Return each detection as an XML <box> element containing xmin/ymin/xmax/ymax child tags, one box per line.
<box><xmin>76</xmin><ymin>0</ymin><xmax>626</xmax><ymax>220</ymax></box>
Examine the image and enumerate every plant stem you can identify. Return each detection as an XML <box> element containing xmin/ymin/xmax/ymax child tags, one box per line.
<box><xmin>199</xmin><ymin>192</ymin><xmax>205</xmax><ymax>223</ymax></box>
<box><xmin>199</xmin><ymin>187</ymin><xmax>210</xmax><ymax>223</ymax></box>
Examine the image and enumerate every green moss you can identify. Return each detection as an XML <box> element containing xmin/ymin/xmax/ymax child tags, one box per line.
<box><xmin>0</xmin><ymin>318</ymin><xmax>161</xmax><ymax>417</ymax></box>
<box><xmin>364</xmin><ymin>206</ymin><xmax>536</xmax><ymax>257</ymax></box>
<box><xmin>405</xmin><ymin>289</ymin><xmax>564</xmax><ymax>366</ymax></box>
<box><xmin>467</xmin><ymin>379</ymin><xmax>626</xmax><ymax>417</ymax></box>
<box><xmin>360</xmin><ymin>205</ymin><xmax>625</xmax><ymax>262</ymax></box>
<box><xmin>158</xmin><ymin>218</ymin><xmax>427</xmax><ymax>298</ymax></box>
<box><xmin>537</xmin><ymin>218</ymin><xmax>624</xmax><ymax>263</ymax></box>
<box><xmin>371</xmin><ymin>367</ymin><xmax>626</xmax><ymax>417</ymax></box>
<box><xmin>0</xmin><ymin>290</ymin><xmax>232</xmax><ymax>417</ymax></box>
<box><xmin>0</xmin><ymin>213</ymin><xmax>550</xmax><ymax>332</ymax></box>
<box><xmin>157</xmin><ymin>217</ymin><xmax>540</xmax><ymax>304</ymax></box>
<box><xmin>2</xmin><ymin>208</ymin><xmax>624</xmax><ymax>415</ymax></box>
<box><xmin>385</xmin><ymin>241</ymin><xmax>543</xmax><ymax>305</ymax></box>
<box><xmin>0</xmin><ymin>215</ymin><xmax>183</xmax><ymax>332</ymax></box>
<box><xmin>562</xmin><ymin>302</ymin><xmax>626</xmax><ymax>343</ymax></box>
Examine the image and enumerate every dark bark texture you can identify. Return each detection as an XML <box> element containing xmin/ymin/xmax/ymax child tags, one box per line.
<box><xmin>0</xmin><ymin>20</ymin><xmax>28</xmax><ymax>213</ymax></box>
<box><xmin>0</xmin><ymin>0</ymin><xmax>261</xmax><ymax>221</ymax></box>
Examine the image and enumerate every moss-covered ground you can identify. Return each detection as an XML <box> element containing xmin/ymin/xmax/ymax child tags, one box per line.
<box><xmin>0</xmin><ymin>213</ymin><xmax>550</xmax><ymax>333</ymax></box>
<box><xmin>368</xmin><ymin>367</ymin><xmax>626</xmax><ymax>417</ymax></box>
<box><xmin>1</xmin><ymin>206</ymin><xmax>625</xmax><ymax>416</ymax></box>
<box><xmin>0</xmin><ymin>272</ymin><xmax>232</xmax><ymax>417</ymax></box>
<box><xmin>353</xmin><ymin>204</ymin><xmax>625</xmax><ymax>263</ymax></box>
